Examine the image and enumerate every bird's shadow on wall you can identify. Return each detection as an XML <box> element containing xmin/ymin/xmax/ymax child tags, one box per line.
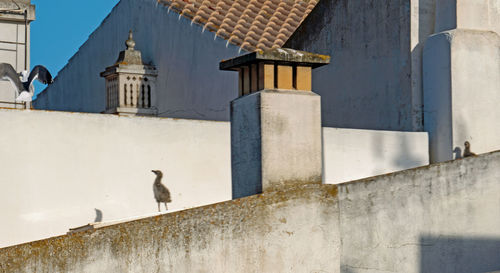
<box><xmin>94</xmin><ymin>208</ymin><xmax>103</xmax><ymax>223</ymax></box>
<box><xmin>453</xmin><ymin>147</ymin><xmax>462</xmax><ymax>159</ymax></box>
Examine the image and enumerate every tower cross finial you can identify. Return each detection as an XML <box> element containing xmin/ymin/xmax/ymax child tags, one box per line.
<box><xmin>126</xmin><ymin>30</ymin><xmax>136</xmax><ymax>50</ymax></box>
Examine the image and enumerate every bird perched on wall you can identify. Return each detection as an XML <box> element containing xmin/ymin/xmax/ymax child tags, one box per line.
<box><xmin>0</xmin><ymin>63</ymin><xmax>53</xmax><ymax>102</ymax></box>
<box><xmin>463</xmin><ymin>141</ymin><xmax>477</xmax><ymax>157</ymax></box>
<box><xmin>152</xmin><ymin>170</ymin><xmax>171</xmax><ymax>212</ymax></box>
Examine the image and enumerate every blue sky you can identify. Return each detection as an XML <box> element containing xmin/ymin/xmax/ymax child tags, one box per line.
<box><xmin>30</xmin><ymin>0</ymin><xmax>120</xmax><ymax>95</ymax></box>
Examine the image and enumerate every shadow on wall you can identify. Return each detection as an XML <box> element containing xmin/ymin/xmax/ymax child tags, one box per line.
<box><xmin>453</xmin><ymin>147</ymin><xmax>462</xmax><ymax>159</ymax></box>
<box><xmin>366</xmin><ymin>130</ymin><xmax>427</xmax><ymax>178</ymax></box>
<box><xmin>392</xmin><ymin>134</ymin><xmax>425</xmax><ymax>170</ymax></box>
<box><xmin>420</xmin><ymin>235</ymin><xmax>500</xmax><ymax>273</ymax></box>
<box><xmin>371</xmin><ymin>131</ymin><xmax>385</xmax><ymax>174</ymax></box>
<box><xmin>94</xmin><ymin>208</ymin><xmax>103</xmax><ymax>222</ymax></box>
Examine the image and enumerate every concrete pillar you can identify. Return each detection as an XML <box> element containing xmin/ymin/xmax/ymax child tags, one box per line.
<box><xmin>423</xmin><ymin>1</ymin><xmax>500</xmax><ymax>163</ymax></box>
<box><xmin>220</xmin><ymin>48</ymin><xmax>330</xmax><ymax>199</ymax></box>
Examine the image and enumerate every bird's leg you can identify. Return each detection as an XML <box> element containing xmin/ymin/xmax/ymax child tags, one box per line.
<box><xmin>157</xmin><ymin>202</ymin><xmax>161</xmax><ymax>212</ymax></box>
<box><xmin>164</xmin><ymin>202</ymin><xmax>168</xmax><ymax>211</ymax></box>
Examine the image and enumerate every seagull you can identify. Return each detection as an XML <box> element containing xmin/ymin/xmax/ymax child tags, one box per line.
<box><xmin>24</xmin><ymin>65</ymin><xmax>54</xmax><ymax>88</ymax></box>
<box><xmin>463</xmin><ymin>141</ymin><xmax>477</xmax><ymax>157</ymax></box>
<box><xmin>0</xmin><ymin>63</ymin><xmax>53</xmax><ymax>102</ymax></box>
<box><xmin>0</xmin><ymin>63</ymin><xmax>25</xmax><ymax>100</ymax></box>
<box><xmin>151</xmin><ymin>170</ymin><xmax>171</xmax><ymax>212</ymax></box>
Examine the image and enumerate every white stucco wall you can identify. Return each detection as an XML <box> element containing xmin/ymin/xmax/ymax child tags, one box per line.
<box><xmin>33</xmin><ymin>0</ymin><xmax>243</xmax><ymax>121</ymax></box>
<box><xmin>338</xmin><ymin>150</ymin><xmax>500</xmax><ymax>273</ymax></box>
<box><xmin>0</xmin><ymin>109</ymin><xmax>231</xmax><ymax>247</ymax></box>
<box><xmin>0</xmin><ymin>109</ymin><xmax>428</xmax><ymax>247</ymax></box>
<box><xmin>323</xmin><ymin>128</ymin><xmax>429</xmax><ymax>184</ymax></box>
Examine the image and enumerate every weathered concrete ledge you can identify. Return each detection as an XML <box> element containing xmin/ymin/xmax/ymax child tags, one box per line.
<box><xmin>0</xmin><ymin>183</ymin><xmax>339</xmax><ymax>273</ymax></box>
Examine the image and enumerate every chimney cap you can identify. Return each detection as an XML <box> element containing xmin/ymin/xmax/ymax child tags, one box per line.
<box><xmin>220</xmin><ymin>48</ymin><xmax>330</xmax><ymax>71</ymax></box>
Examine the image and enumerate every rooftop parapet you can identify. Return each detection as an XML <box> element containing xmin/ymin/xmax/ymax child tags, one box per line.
<box><xmin>220</xmin><ymin>48</ymin><xmax>330</xmax><ymax>96</ymax></box>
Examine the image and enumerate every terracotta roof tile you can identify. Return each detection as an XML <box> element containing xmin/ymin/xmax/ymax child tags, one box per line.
<box><xmin>157</xmin><ymin>0</ymin><xmax>318</xmax><ymax>52</ymax></box>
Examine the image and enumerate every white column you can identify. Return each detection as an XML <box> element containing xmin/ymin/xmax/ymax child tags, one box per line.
<box><xmin>423</xmin><ymin>0</ymin><xmax>500</xmax><ymax>163</ymax></box>
<box><xmin>231</xmin><ymin>90</ymin><xmax>322</xmax><ymax>199</ymax></box>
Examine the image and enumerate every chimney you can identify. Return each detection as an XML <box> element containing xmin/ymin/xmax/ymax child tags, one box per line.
<box><xmin>220</xmin><ymin>48</ymin><xmax>330</xmax><ymax>199</ymax></box>
<box><xmin>100</xmin><ymin>30</ymin><xmax>158</xmax><ymax>116</ymax></box>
